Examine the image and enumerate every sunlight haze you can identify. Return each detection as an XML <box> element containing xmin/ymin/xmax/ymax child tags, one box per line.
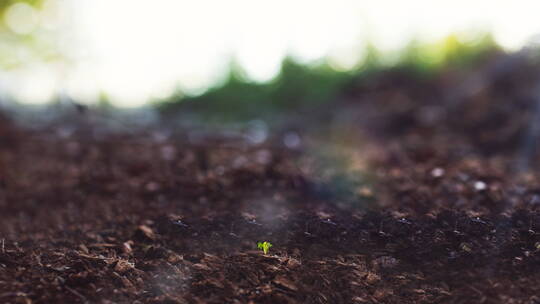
<box><xmin>2</xmin><ymin>0</ymin><xmax>540</xmax><ymax>106</ymax></box>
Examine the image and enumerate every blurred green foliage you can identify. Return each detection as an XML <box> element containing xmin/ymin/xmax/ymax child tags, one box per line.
<box><xmin>158</xmin><ymin>33</ymin><xmax>499</xmax><ymax>122</ymax></box>
<box><xmin>0</xmin><ymin>0</ymin><xmax>58</xmax><ymax>69</ymax></box>
<box><xmin>160</xmin><ymin>57</ymin><xmax>353</xmax><ymax>121</ymax></box>
<box><xmin>158</xmin><ymin>58</ymin><xmax>354</xmax><ymax>122</ymax></box>
<box><xmin>0</xmin><ymin>0</ymin><xmax>42</xmax><ymax>15</ymax></box>
<box><xmin>398</xmin><ymin>34</ymin><xmax>499</xmax><ymax>75</ymax></box>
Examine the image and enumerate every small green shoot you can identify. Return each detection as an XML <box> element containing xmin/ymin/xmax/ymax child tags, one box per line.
<box><xmin>257</xmin><ymin>241</ymin><xmax>273</xmax><ymax>255</ymax></box>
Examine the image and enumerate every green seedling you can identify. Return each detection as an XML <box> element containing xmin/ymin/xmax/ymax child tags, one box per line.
<box><xmin>257</xmin><ymin>241</ymin><xmax>273</xmax><ymax>255</ymax></box>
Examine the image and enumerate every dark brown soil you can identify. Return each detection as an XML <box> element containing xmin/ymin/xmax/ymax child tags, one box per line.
<box><xmin>2</xmin><ymin>57</ymin><xmax>540</xmax><ymax>303</ymax></box>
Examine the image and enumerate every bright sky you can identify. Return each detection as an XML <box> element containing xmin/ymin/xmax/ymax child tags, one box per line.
<box><xmin>2</xmin><ymin>0</ymin><xmax>540</xmax><ymax>107</ymax></box>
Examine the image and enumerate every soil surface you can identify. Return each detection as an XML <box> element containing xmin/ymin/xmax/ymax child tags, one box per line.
<box><xmin>2</xmin><ymin>56</ymin><xmax>540</xmax><ymax>303</ymax></box>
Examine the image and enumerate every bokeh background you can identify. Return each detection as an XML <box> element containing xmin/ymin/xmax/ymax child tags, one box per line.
<box><xmin>2</xmin><ymin>0</ymin><xmax>540</xmax><ymax>109</ymax></box>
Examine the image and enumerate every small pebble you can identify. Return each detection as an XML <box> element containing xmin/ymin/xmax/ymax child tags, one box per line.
<box><xmin>474</xmin><ymin>181</ymin><xmax>487</xmax><ymax>191</ymax></box>
<box><xmin>283</xmin><ymin>132</ymin><xmax>301</xmax><ymax>149</ymax></box>
<box><xmin>431</xmin><ymin>167</ymin><xmax>445</xmax><ymax>177</ymax></box>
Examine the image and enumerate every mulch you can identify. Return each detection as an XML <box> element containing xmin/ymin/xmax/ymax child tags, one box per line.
<box><xmin>2</xmin><ymin>53</ymin><xmax>540</xmax><ymax>303</ymax></box>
